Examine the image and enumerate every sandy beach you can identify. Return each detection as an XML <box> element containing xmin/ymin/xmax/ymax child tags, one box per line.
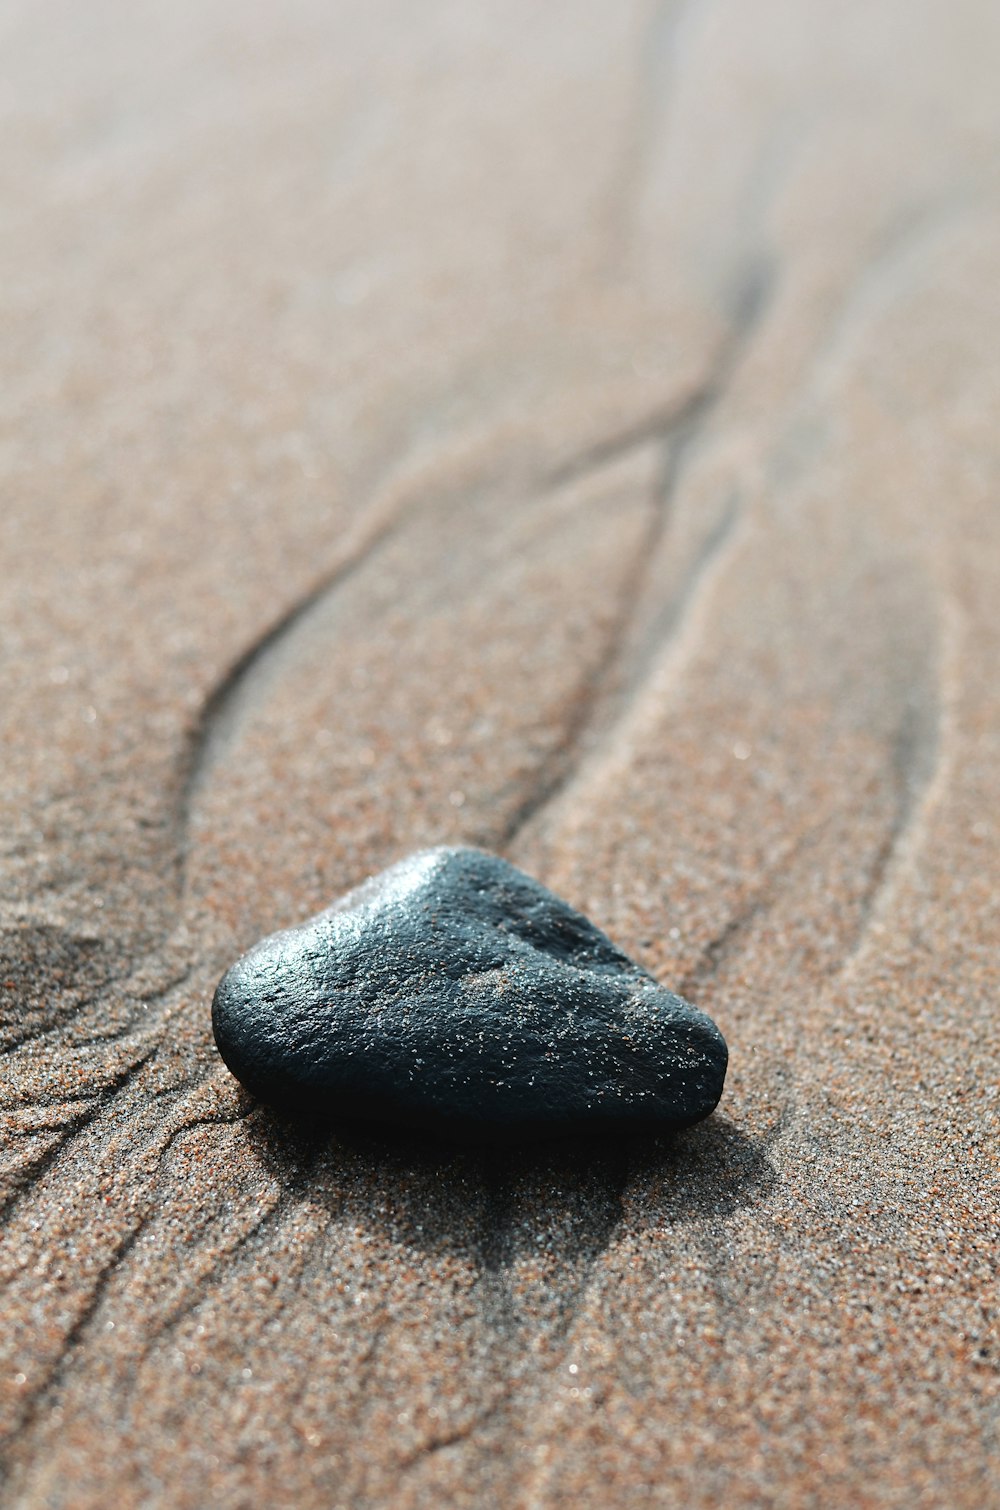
<box><xmin>2</xmin><ymin>0</ymin><xmax>999</xmax><ymax>1503</ymax></box>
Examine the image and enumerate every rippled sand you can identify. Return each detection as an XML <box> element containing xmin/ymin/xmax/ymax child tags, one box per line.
<box><xmin>2</xmin><ymin>1</ymin><xmax>999</xmax><ymax>1504</ymax></box>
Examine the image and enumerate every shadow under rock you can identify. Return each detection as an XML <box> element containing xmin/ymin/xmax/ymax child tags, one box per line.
<box><xmin>241</xmin><ymin>1109</ymin><xmax>779</xmax><ymax>1284</ymax></box>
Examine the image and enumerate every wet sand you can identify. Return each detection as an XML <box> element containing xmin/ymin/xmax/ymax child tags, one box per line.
<box><xmin>2</xmin><ymin>1</ymin><xmax>999</xmax><ymax>1504</ymax></box>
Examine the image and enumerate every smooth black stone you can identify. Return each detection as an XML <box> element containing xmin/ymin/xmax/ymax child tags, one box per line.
<box><xmin>212</xmin><ymin>846</ymin><xmax>728</xmax><ymax>1142</ymax></box>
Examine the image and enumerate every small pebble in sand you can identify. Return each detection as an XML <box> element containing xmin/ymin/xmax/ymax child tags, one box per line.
<box><xmin>212</xmin><ymin>846</ymin><xmax>727</xmax><ymax>1141</ymax></box>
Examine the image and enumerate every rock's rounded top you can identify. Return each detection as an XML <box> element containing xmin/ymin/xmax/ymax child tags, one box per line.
<box><xmin>212</xmin><ymin>846</ymin><xmax>728</xmax><ymax>1142</ymax></box>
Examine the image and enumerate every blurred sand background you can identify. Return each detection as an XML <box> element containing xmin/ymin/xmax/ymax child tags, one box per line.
<box><xmin>1</xmin><ymin>0</ymin><xmax>999</xmax><ymax>1504</ymax></box>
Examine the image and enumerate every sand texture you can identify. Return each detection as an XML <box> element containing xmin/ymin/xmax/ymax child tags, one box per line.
<box><xmin>2</xmin><ymin>1</ymin><xmax>999</xmax><ymax>1505</ymax></box>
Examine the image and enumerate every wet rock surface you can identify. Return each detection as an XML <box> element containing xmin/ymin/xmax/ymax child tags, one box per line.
<box><xmin>212</xmin><ymin>847</ymin><xmax>728</xmax><ymax>1140</ymax></box>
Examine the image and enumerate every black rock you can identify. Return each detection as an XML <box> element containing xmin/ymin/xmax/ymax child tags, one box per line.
<box><xmin>212</xmin><ymin>846</ymin><xmax>728</xmax><ymax>1142</ymax></box>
